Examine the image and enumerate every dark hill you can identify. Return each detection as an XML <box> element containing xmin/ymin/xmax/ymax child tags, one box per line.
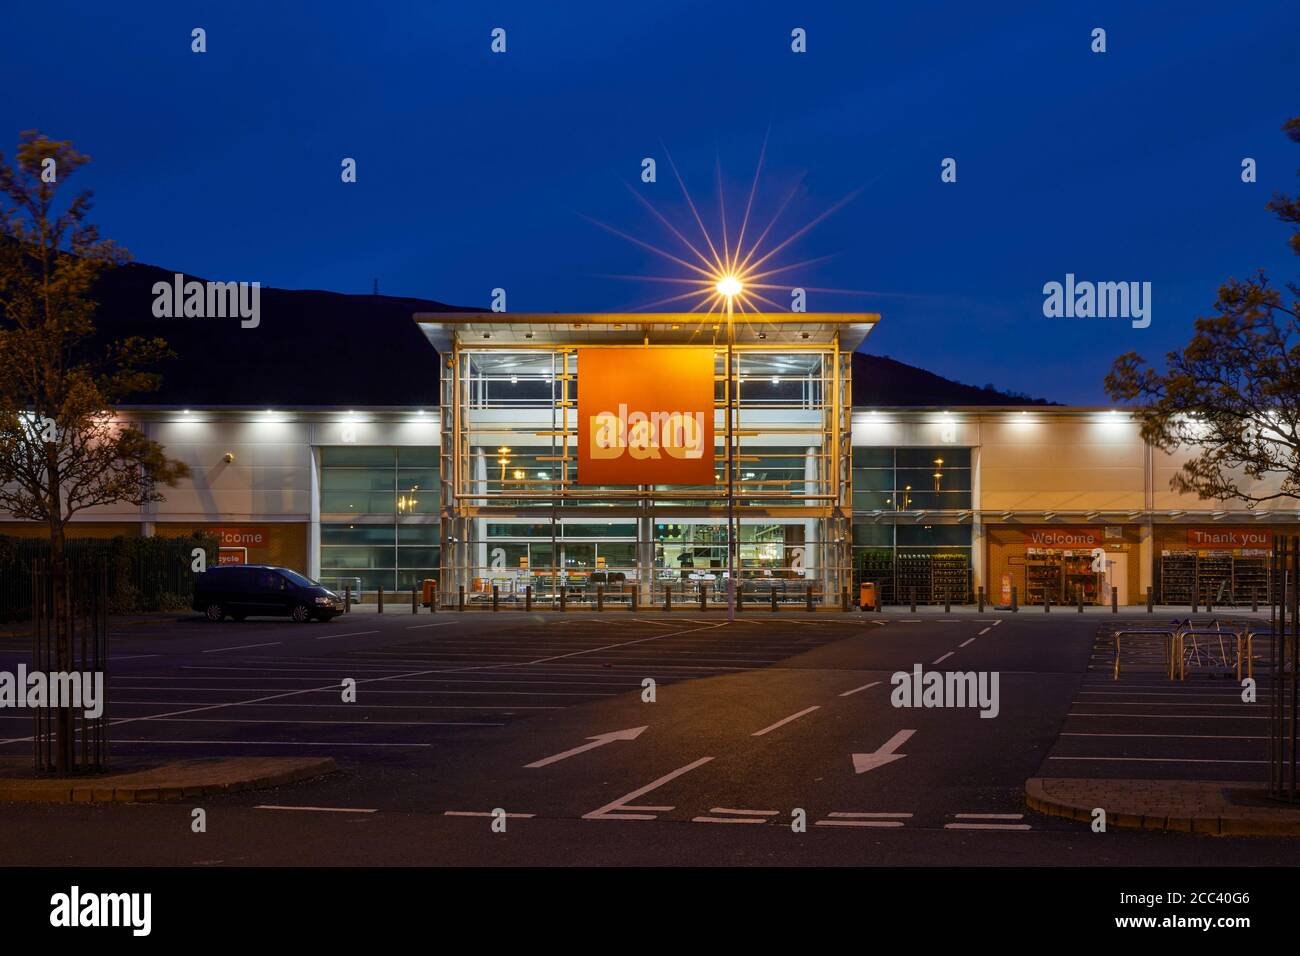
<box><xmin>88</xmin><ymin>262</ymin><xmax>1052</xmax><ymax>407</ymax></box>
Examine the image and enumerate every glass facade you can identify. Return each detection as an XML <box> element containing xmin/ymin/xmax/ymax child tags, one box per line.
<box><xmin>319</xmin><ymin>446</ymin><xmax>439</xmax><ymax>592</ymax></box>
<box><xmin>851</xmin><ymin>447</ymin><xmax>973</xmax><ymax>604</ymax></box>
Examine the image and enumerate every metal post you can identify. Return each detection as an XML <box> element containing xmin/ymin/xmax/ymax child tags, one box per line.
<box><xmin>1111</xmin><ymin>585</ymin><xmax>1118</xmax><ymax>614</ymax></box>
<box><xmin>700</xmin><ymin>584</ymin><xmax>708</xmax><ymax>612</ymax></box>
<box><xmin>559</xmin><ymin>588</ymin><xmax>567</xmax><ymax>612</ymax></box>
<box><xmin>910</xmin><ymin>587</ymin><xmax>916</xmax><ymax>614</ymax></box>
<box><xmin>664</xmin><ymin>584</ymin><xmax>671</xmax><ymax>612</ymax></box>
<box><xmin>1044</xmin><ymin>587</ymin><xmax>1050</xmax><ymax>614</ymax></box>
<box><xmin>807</xmin><ymin>584</ymin><xmax>815</xmax><ymax>612</ymax></box>
<box><xmin>771</xmin><ymin>587</ymin><xmax>778</xmax><ymax>613</ymax></box>
<box><xmin>736</xmin><ymin>582</ymin><xmax>744</xmax><ymax>613</ymax></box>
<box><xmin>492</xmin><ymin>585</ymin><xmax>499</xmax><ymax>612</ymax></box>
<box><xmin>1147</xmin><ymin>585</ymin><xmax>1153</xmax><ymax>613</ymax></box>
<box><xmin>725</xmin><ymin>298</ymin><xmax>736</xmax><ymax>623</ymax></box>
<box><xmin>378</xmin><ymin>585</ymin><xmax>384</xmax><ymax>614</ymax></box>
<box><xmin>1077</xmin><ymin>587</ymin><xmax>1084</xmax><ymax>614</ymax></box>
<box><xmin>345</xmin><ymin>585</ymin><xmax>351</xmax><ymax>613</ymax></box>
<box><xmin>944</xmin><ymin>590</ymin><xmax>950</xmax><ymax>613</ymax></box>
<box><xmin>1193</xmin><ymin>565</ymin><xmax>1199</xmax><ymax>614</ymax></box>
<box><xmin>412</xmin><ymin>587</ymin><xmax>418</xmax><ymax>614</ymax></box>
<box><xmin>978</xmin><ymin>586</ymin><xmax>984</xmax><ymax>613</ymax></box>
<box><xmin>1011</xmin><ymin>585</ymin><xmax>1018</xmax><ymax>612</ymax></box>
<box><xmin>842</xmin><ymin>587</ymin><xmax>850</xmax><ymax>613</ymax></box>
<box><xmin>525</xmin><ymin>585</ymin><xmax>532</xmax><ymax>612</ymax></box>
<box><xmin>458</xmin><ymin>585</ymin><xmax>465</xmax><ymax>612</ymax></box>
<box><xmin>630</xmin><ymin>587</ymin><xmax>638</xmax><ymax>612</ymax></box>
<box><xmin>597</xmin><ymin>584</ymin><xmax>604</xmax><ymax>612</ymax></box>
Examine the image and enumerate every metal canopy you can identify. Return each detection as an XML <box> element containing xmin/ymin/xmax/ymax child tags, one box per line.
<box><xmin>413</xmin><ymin>312</ymin><xmax>880</xmax><ymax>352</ymax></box>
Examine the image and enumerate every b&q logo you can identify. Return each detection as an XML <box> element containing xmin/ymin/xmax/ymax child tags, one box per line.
<box><xmin>577</xmin><ymin>347</ymin><xmax>715</xmax><ymax>485</ymax></box>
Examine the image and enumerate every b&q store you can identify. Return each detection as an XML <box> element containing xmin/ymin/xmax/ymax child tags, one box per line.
<box><xmin>4</xmin><ymin>312</ymin><xmax>1295</xmax><ymax>607</ymax></box>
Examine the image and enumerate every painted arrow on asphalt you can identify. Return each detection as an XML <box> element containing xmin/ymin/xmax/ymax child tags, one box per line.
<box><xmin>852</xmin><ymin>729</ymin><xmax>916</xmax><ymax>774</ymax></box>
<box><xmin>525</xmin><ymin>726</ymin><xmax>649</xmax><ymax>769</ymax></box>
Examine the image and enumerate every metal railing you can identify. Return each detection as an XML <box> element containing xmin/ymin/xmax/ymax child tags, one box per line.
<box><xmin>1267</xmin><ymin>537</ymin><xmax>1298</xmax><ymax>803</ymax></box>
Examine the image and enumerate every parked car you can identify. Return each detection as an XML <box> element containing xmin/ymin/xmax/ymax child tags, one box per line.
<box><xmin>192</xmin><ymin>565</ymin><xmax>345</xmax><ymax>622</ymax></box>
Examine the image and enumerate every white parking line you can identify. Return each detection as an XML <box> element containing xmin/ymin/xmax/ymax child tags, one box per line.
<box><xmin>931</xmin><ymin>651</ymin><xmax>954</xmax><ymax>665</ymax></box>
<box><xmin>444</xmin><ymin>811</ymin><xmax>535</xmax><ymax>818</ymax></box>
<box><xmin>959</xmin><ymin>638</ymin><xmax>976</xmax><ymax>647</ymax></box>
<box><xmin>202</xmin><ymin>642</ymin><xmax>282</xmax><ymax>654</ymax></box>
<box><xmin>583</xmin><ymin>756</ymin><xmax>714</xmax><ymax>821</ymax></box>
<box><xmin>256</xmin><ymin>805</ymin><xmax>377</xmax><ymax>814</ymax></box>
<box><xmin>752</xmin><ymin>705</ymin><xmax>820</xmax><ymax>737</ymax></box>
<box><xmin>1062</xmin><ymin>732</ymin><xmax>1266</xmax><ymax>740</ymax></box>
<box><xmin>955</xmin><ymin>813</ymin><xmax>1023</xmax><ymax>820</ymax></box>
<box><xmin>90</xmin><ymin>739</ymin><xmax>432</xmax><ymax>747</ymax></box>
<box><xmin>945</xmin><ymin>823</ymin><xmax>1032</xmax><ymax>831</ymax></box>
<box><xmin>977</xmin><ymin>627</ymin><xmax>992</xmax><ymax>636</ymax></box>
<box><xmin>839</xmin><ymin>681</ymin><xmax>881</xmax><ymax>698</ymax></box>
<box><xmin>406</xmin><ymin>622</ymin><xmax>459</xmax><ymax>630</ymax></box>
<box><xmin>315</xmin><ymin>630</ymin><xmax>380</xmax><ymax>640</ymax></box>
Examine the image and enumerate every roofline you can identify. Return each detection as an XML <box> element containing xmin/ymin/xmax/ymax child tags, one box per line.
<box><xmin>412</xmin><ymin>311</ymin><xmax>882</xmax><ymax>325</ymax></box>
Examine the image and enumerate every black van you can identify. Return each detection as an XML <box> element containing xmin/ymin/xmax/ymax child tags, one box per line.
<box><xmin>192</xmin><ymin>565</ymin><xmax>345</xmax><ymax>622</ymax></box>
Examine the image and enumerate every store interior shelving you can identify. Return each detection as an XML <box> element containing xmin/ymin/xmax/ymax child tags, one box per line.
<box><xmin>1159</xmin><ymin>551</ymin><xmax>1196</xmax><ymax>605</ymax></box>
<box><xmin>1024</xmin><ymin>548</ymin><xmax>1062</xmax><ymax>606</ymax></box>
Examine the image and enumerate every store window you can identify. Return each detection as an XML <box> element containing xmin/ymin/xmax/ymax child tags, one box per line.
<box><xmin>852</xmin><ymin>447</ymin><xmax>972</xmax><ymax>512</ymax></box>
<box><xmin>320</xmin><ymin>446</ymin><xmax>440</xmax><ymax>591</ymax></box>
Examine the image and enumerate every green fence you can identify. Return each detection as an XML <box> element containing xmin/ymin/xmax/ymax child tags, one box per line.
<box><xmin>0</xmin><ymin>534</ymin><xmax>219</xmax><ymax>623</ymax></box>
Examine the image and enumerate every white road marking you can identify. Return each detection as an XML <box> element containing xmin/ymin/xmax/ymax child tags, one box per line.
<box><xmin>827</xmin><ymin>811</ymin><xmax>913</xmax><ymax>818</ymax></box>
<box><xmin>708</xmin><ymin>807</ymin><xmax>779</xmax><ymax>816</ymax></box>
<box><xmin>816</xmin><ymin>819</ymin><xmax>906</xmax><ymax>828</ymax></box>
<box><xmin>931</xmin><ymin>651</ymin><xmax>955</xmax><ymax>665</ymax></box>
<box><xmin>852</xmin><ymin>729</ymin><xmax>915</xmax><ymax>774</ymax></box>
<box><xmin>977</xmin><ymin>627</ymin><xmax>992</xmax><ymax>636</ymax></box>
<box><xmin>1068</xmin><ymin>713</ymin><xmax>1266</xmax><ymax>720</ymax></box>
<box><xmin>839</xmin><ymin>681</ymin><xmax>881</xmax><ymax>698</ymax></box>
<box><xmin>945</xmin><ymin>823</ymin><xmax>1032</xmax><ymax>831</ymax></box>
<box><xmin>752</xmin><ymin>705</ymin><xmax>820</xmax><ymax>737</ymax></box>
<box><xmin>82</xmin><ymin>739</ymin><xmax>431</xmax><ymax>747</ymax></box>
<box><xmin>406</xmin><ymin>622</ymin><xmax>459</xmax><ymax>630</ymax></box>
<box><xmin>955</xmin><ymin>813</ymin><xmax>1023</xmax><ymax>820</ymax></box>
<box><xmin>959</xmin><ymin>638</ymin><xmax>976</xmax><ymax>647</ymax></box>
<box><xmin>582</xmin><ymin>756</ymin><xmax>713</xmax><ymax>821</ymax></box>
<box><xmin>524</xmin><ymin>725</ymin><xmax>648</xmax><ymax>768</ymax></box>
<box><xmin>444</xmin><ymin>811</ymin><xmax>535</xmax><ymax>818</ymax></box>
<box><xmin>693</xmin><ymin>815</ymin><xmax>767</xmax><ymax>824</ymax></box>
<box><xmin>202</xmin><ymin>642</ymin><xmax>282</xmax><ymax>654</ymax></box>
<box><xmin>315</xmin><ymin>629</ymin><xmax>380</xmax><ymax>640</ymax></box>
<box><xmin>255</xmin><ymin>805</ymin><xmax>377</xmax><ymax>814</ymax></box>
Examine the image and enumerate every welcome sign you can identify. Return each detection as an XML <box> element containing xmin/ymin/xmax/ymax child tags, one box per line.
<box><xmin>577</xmin><ymin>347</ymin><xmax>715</xmax><ymax>485</ymax></box>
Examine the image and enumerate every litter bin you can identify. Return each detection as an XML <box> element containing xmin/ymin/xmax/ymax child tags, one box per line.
<box><xmin>421</xmin><ymin>578</ymin><xmax>438</xmax><ymax>608</ymax></box>
<box><xmin>859</xmin><ymin>581</ymin><xmax>877</xmax><ymax>611</ymax></box>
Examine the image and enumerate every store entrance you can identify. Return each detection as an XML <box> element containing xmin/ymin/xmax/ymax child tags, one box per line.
<box><xmin>653</xmin><ymin>520</ymin><xmax>816</xmax><ymax>605</ymax></box>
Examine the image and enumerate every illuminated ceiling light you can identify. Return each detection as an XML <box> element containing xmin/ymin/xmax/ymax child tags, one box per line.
<box><xmin>715</xmin><ymin>275</ymin><xmax>743</xmax><ymax>298</ymax></box>
<box><xmin>510</xmin><ymin>376</ymin><xmax>518</xmax><ymax>384</ymax></box>
<box><xmin>771</xmin><ymin>376</ymin><xmax>780</xmax><ymax>385</ymax></box>
<box><xmin>1210</xmin><ymin>511</ymin><xmax>1227</xmax><ymax>520</ymax></box>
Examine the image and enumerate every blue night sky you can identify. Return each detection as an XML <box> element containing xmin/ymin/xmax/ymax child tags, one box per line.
<box><xmin>2</xmin><ymin>1</ymin><xmax>1297</xmax><ymax>403</ymax></box>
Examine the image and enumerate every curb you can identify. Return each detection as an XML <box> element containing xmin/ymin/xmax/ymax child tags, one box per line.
<box><xmin>1025</xmin><ymin>777</ymin><xmax>1300</xmax><ymax>837</ymax></box>
<box><xmin>0</xmin><ymin>757</ymin><xmax>336</xmax><ymax>805</ymax></box>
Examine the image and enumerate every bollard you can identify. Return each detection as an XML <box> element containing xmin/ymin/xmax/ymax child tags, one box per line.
<box><xmin>345</xmin><ymin>586</ymin><xmax>351</xmax><ymax>614</ymax></box>
<box><xmin>978</xmin><ymin>586</ymin><xmax>985</xmax><ymax>614</ymax></box>
<box><xmin>1111</xmin><ymin>586</ymin><xmax>1118</xmax><ymax>614</ymax></box>
<box><xmin>1044</xmin><ymin>588</ymin><xmax>1050</xmax><ymax>614</ymax></box>
<box><xmin>458</xmin><ymin>585</ymin><xmax>465</xmax><ymax>612</ymax></box>
<box><xmin>944</xmin><ymin>590</ymin><xmax>951</xmax><ymax>613</ymax></box>
<box><xmin>1011</xmin><ymin>585</ymin><xmax>1018</xmax><ymax>613</ymax></box>
<box><xmin>412</xmin><ymin>587</ymin><xmax>418</xmax><ymax>614</ymax></box>
<box><xmin>910</xmin><ymin>587</ymin><xmax>916</xmax><ymax>614</ymax></box>
<box><xmin>597</xmin><ymin>584</ymin><xmax>604</xmax><ymax>612</ymax></box>
<box><xmin>735</xmin><ymin>581</ymin><xmax>743</xmax><ymax>613</ymax></box>
<box><xmin>807</xmin><ymin>584</ymin><xmax>815</xmax><ymax>612</ymax></box>
<box><xmin>1077</xmin><ymin>587</ymin><xmax>1084</xmax><ymax>614</ymax></box>
<box><xmin>378</xmin><ymin>585</ymin><xmax>384</xmax><ymax>614</ymax></box>
<box><xmin>492</xmin><ymin>585</ymin><xmax>499</xmax><ymax>612</ymax></box>
<box><xmin>1252</xmin><ymin>589</ymin><xmax>1258</xmax><ymax>613</ymax></box>
<box><xmin>1192</xmin><ymin>569</ymin><xmax>1199</xmax><ymax>614</ymax></box>
<box><xmin>664</xmin><ymin>584</ymin><xmax>671</xmax><ymax>612</ymax></box>
<box><xmin>842</xmin><ymin>587</ymin><xmax>850</xmax><ymax>613</ymax></box>
<box><xmin>630</xmin><ymin>588</ymin><xmax>638</xmax><ymax>612</ymax></box>
<box><xmin>1147</xmin><ymin>586</ymin><xmax>1153</xmax><ymax>614</ymax></box>
<box><xmin>559</xmin><ymin>588</ymin><xmax>567</xmax><ymax>612</ymax></box>
<box><xmin>525</xmin><ymin>585</ymin><xmax>532</xmax><ymax>612</ymax></box>
<box><xmin>700</xmin><ymin>584</ymin><xmax>708</xmax><ymax>612</ymax></box>
<box><xmin>430</xmin><ymin>584</ymin><xmax>437</xmax><ymax>613</ymax></box>
<box><xmin>771</xmin><ymin>587</ymin><xmax>778</xmax><ymax>613</ymax></box>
